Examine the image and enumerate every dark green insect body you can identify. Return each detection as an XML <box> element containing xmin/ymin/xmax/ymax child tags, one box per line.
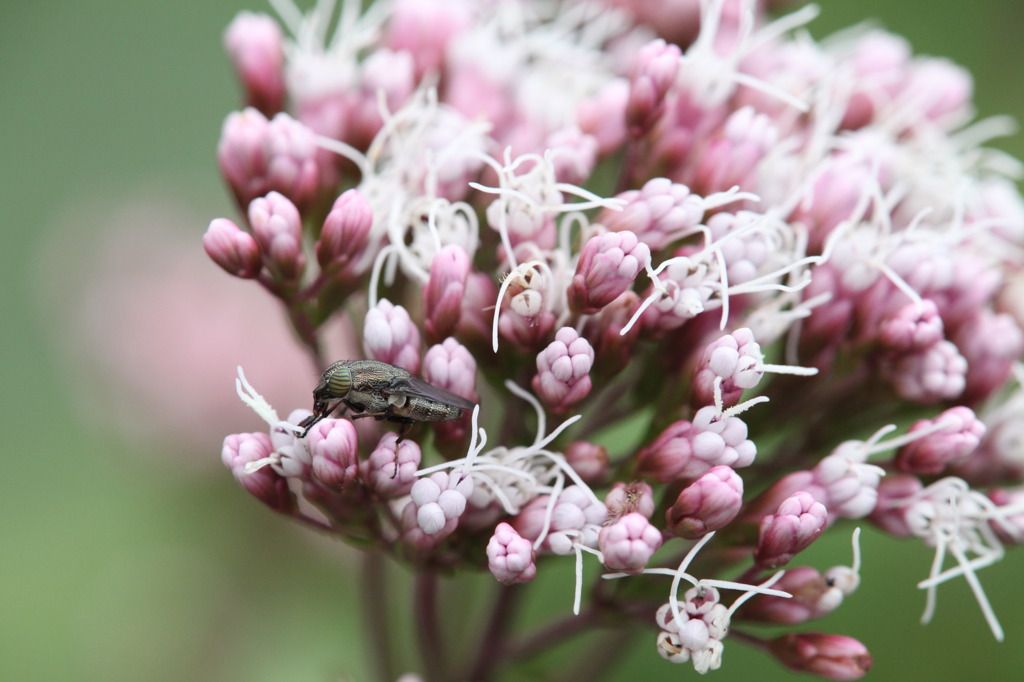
<box><xmin>298</xmin><ymin>359</ymin><xmax>476</xmax><ymax>439</ymax></box>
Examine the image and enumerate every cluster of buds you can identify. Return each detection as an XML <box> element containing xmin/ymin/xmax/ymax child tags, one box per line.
<box><xmin>209</xmin><ymin>0</ymin><xmax>1024</xmax><ymax>679</ymax></box>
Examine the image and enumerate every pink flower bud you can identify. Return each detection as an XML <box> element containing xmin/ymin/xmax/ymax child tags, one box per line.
<box><xmin>304</xmin><ymin>418</ymin><xmax>359</xmax><ymax>489</ymax></box>
<box><xmin>218</xmin><ymin>108</ymin><xmax>271</xmax><ymax>208</ymax></box>
<box><xmin>704</xmin><ymin>211</ymin><xmax>782</xmax><ymax>288</ymax></box>
<box><xmin>987</xmin><ymin>488</ymin><xmax>1024</xmax><ymax>543</ymax></box>
<box><xmin>512</xmin><ymin>487</ymin><xmax>606</xmax><ymax>555</ymax></box>
<box><xmin>532</xmin><ymin>327</ymin><xmax>594</xmax><ymax>413</ymax></box>
<box><xmin>954</xmin><ymin>409</ymin><xmax>1024</xmax><ymax>484</ymax></box>
<box><xmin>564</xmin><ymin>441</ymin><xmax>609</xmax><ymax>485</ymax></box>
<box><xmin>422</xmin><ymin>338</ymin><xmax>477</xmax><ymax>403</ymax></box>
<box><xmin>606</xmin><ymin>481</ymin><xmax>655</xmax><ymax>521</ymax></box>
<box><xmin>568</xmin><ymin>231</ymin><xmax>650</xmax><ymax>313</ymax></box>
<box><xmin>218</xmin><ymin>109</ymin><xmax>326</xmax><ymax>211</ymax></box>
<box><xmin>203</xmin><ymin>218</ymin><xmax>262</xmax><ymax>278</ymax></box>
<box><xmin>223</xmin><ymin>11</ymin><xmax>285</xmax><ymax>115</ymax></box>
<box><xmin>839</xmin><ymin>31</ymin><xmax>911</xmax><ymax>130</ymax></box>
<box><xmin>878</xmin><ymin>299</ymin><xmax>944</xmax><ymax>351</ymax></box>
<box><xmin>416</xmin><ymin>504</ymin><xmax>447</xmax><ymax>538</ymax></box>
<box><xmin>598</xmin><ymin>512</ymin><xmax>663</xmax><ymax>574</ymax></box>
<box><xmin>384</xmin><ymin>0</ymin><xmax>471</xmax><ymax>79</ymax></box>
<box><xmin>264</xmin><ymin>112</ymin><xmax>323</xmax><ymax>208</ymax></box>
<box><xmin>690</xmin><ymin>406</ymin><xmax>757</xmax><ymax>470</ymax></box>
<box><xmin>347</xmin><ymin>48</ymin><xmax>416</xmax><ymax>148</ymax></box>
<box><xmin>410</xmin><ymin>472</ymin><xmax>473</xmax><ymax>535</ymax></box>
<box><xmin>364</xmin><ymin>299</ymin><xmax>421</xmax><ymax>373</ymax></box>
<box><xmin>446</xmin><ymin>63</ymin><xmax>512</xmax><ymax>144</ymax></box>
<box><xmin>599</xmin><ymin>177</ymin><xmax>704</xmax><ymax>250</ymax></box>
<box><xmin>768</xmin><ymin>633</ymin><xmax>872</xmax><ymax>680</ymax></box>
<box><xmin>882</xmin><ymin>339</ymin><xmax>967</xmax><ymax>403</ymax></box>
<box><xmin>794</xmin><ymin>153</ymin><xmax>878</xmax><ymax>248</ymax></box>
<box><xmin>637</xmin><ymin>420</ymin><xmax>695</xmax><ymax>482</ymax></box>
<box><xmin>423</xmin><ymin>337</ymin><xmax>478</xmax><ymax>445</ymax></box>
<box><xmin>740</xmin><ymin>566</ymin><xmax>852</xmax><ymax>625</ymax></box>
<box><xmin>221</xmin><ymin>432</ymin><xmax>295</xmax><ymax>513</ymax></box>
<box><xmin>294</xmin><ymin>93</ymin><xmax>350</xmax><ymax>147</ymax></box>
<box><xmin>316</xmin><ymin>189</ymin><xmax>373</xmax><ymax>275</ymax></box>
<box><xmin>741</xmin><ymin>470</ymin><xmax>817</xmax><ymax>525</ymax></box>
<box><xmin>362</xmin><ymin>46</ymin><xmax>416</xmax><ymax>104</ymax></box>
<box><xmin>692</xmin><ymin>328</ymin><xmax>764</xmax><ymax>408</ymax></box>
<box><xmin>755</xmin><ymin>491</ymin><xmax>828</xmax><ymax>569</ymax></box>
<box><xmin>577</xmin><ymin>78</ymin><xmax>628</xmax><ymax>155</ymax></box>
<box><xmin>809</xmin><ymin>444</ymin><xmax>883</xmax><ymax>519</ymax></box>
<box><xmin>551</xmin><ymin>491</ymin><xmax>589</xmax><ymax>529</ymax></box>
<box><xmin>638</xmin><ymin>407</ymin><xmax>756</xmax><ymax>482</ymax></box>
<box><xmin>545</xmin><ymin>126</ymin><xmax>598</xmax><ymax>185</ymax></box>
<box><xmin>248</xmin><ymin>191</ymin><xmax>305</xmax><ymax>282</ymax></box>
<box><xmin>499</xmin><ymin>306</ymin><xmax>557</xmax><ymax>352</ymax></box>
<box><xmin>611</xmin><ymin>0</ymin><xmax>703</xmax><ymax>46</ymax></box>
<box><xmin>895</xmin><ymin>406</ymin><xmax>985</xmax><ymax>475</ymax></box>
<box><xmin>666</xmin><ymin>466</ymin><xmax>743</xmax><ymax>539</ymax></box>
<box><xmin>869</xmin><ymin>474</ymin><xmax>924</xmax><ymax>537</ymax></box>
<box><xmin>954</xmin><ymin>310</ymin><xmax>1024</xmax><ymax>403</ymax></box>
<box><xmin>510</xmin><ymin>495</ymin><xmax>551</xmax><ymax>543</ymax></box>
<box><xmin>360</xmin><ymin>432</ymin><xmax>422</xmax><ymax>497</ymax></box>
<box><xmin>690</xmin><ymin>107</ymin><xmax>777</xmax><ymax>196</ymax></box>
<box><xmin>943</xmin><ymin>256</ymin><xmax>1003</xmax><ymax>329</ymax></box>
<box><xmin>456</xmin><ymin>272</ymin><xmax>498</xmax><ymax>344</ymax></box>
<box><xmin>423</xmin><ymin>245</ymin><xmax>470</xmax><ymax>342</ymax></box>
<box><xmin>487</xmin><ymin>522</ymin><xmax>537</xmax><ymax>584</ymax></box>
<box><xmin>400</xmin><ymin>499</ymin><xmax>457</xmax><ymax>550</ymax></box>
<box><xmin>905</xmin><ymin>57</ymin><xmax>973</xmax><ymax>126</ymax></box>
<box><xmin>626</xmin><ymin>39</ymin><xmax>681</xmax><ymax>137</ymax></box>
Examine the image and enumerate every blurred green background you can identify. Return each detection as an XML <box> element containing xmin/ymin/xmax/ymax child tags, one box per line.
<box><xmin>3</xmin><ymin>1</ymin><xmax>1024</xmax><ymax>680</ymax></box>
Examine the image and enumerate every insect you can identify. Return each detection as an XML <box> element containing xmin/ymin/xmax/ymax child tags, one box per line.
<box><xmin>297</xmin><ymin>359</ymin><xmax>476</xmax><ymax>441</ymax></box>
<box><xmin>605</xmin><ymin>482</ymin><xmax>647</xmax><ymax>524</ymax></box>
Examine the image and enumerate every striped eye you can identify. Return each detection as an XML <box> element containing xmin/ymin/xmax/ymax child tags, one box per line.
<box><xmin>326</xmin><ymin>366</ymin><xmax>352</xmax><ymax>398</ymax></box>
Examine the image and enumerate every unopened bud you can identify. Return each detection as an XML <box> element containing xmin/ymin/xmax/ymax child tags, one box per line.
<box><xmin>203</xmin><ymin>218</ymin><xmax>262</xmax><ymax>278</ymax></box>
<box><xmin>754</xmin><ymin>491</ymin><xmax>828</xmax><ymax>569</ymax></box>
<box><xmin>666</xmin><ymin>466</ymin><xmax>743</xmax><ymax>539</ymax></box>
<box><xmin>768</xmin><ymin>633</ymin><xmax>872</xmax><ymax>680</ymax></box>
<box><xmin>316</xmin><ymin>189</ymin><xmax>373</xmax><ymax>275</ymax></box>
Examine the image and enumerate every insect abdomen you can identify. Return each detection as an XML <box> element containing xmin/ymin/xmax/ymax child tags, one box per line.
<box><xmin>381</xmin><ymin>397</ymin><xmax>460</xmax><ymax>422</ymax></box>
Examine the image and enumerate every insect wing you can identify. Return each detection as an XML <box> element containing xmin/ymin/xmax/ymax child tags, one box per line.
<box><xmin>387</xmin><ymin>375</ymin><xmax>476</xmax><ymax>410</ymax></box>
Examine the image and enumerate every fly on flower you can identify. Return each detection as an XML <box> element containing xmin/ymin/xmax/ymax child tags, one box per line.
<box><xmin>298</xmin><ymin>359</ymin><xmax>476</xmax><ymax>441</ymax></box>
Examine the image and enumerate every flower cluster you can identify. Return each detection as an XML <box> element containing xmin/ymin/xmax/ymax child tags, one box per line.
<box><xmin>210</xmin><ymin>0</ymin><xmax>1024</xmax><ymax>678</ymax></box>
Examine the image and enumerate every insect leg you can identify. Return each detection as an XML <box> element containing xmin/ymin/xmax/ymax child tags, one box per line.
<box><xmin>298</xmin><ymin>401</ymin><xmax>347</xmax><ymax>438</ymax></box>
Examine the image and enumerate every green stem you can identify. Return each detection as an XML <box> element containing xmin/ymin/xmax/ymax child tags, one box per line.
<box><xmin>256</xmin><ymin>273</ymin><xmax>325</xmax><ymax>369</ymax></box>
<box><xmin>575</xmin><ymin>628</ymin><xmax>638</xmax><ymax>681</ymax></box>
<box><xmin>465</xmin><ymin>584</ymin><xmax>523</xmax><ymax>681</ymax></box>
<box><xmin>414</xmin><ymin>569</ymin><xmax>446</xmax><ymax>682</ymax></box>
<box><xmin>729</xmin><ymin>627</ymin><xmax>770</xmax><ymax>651</ymax></box>
<box><xmin>286</xmin><ymin>303</ymin><xmax>324</xmax><ymax>369</ymax></box>
<box><xmin>361</xmin><ymin>551</ymin><xmax>394</xmax><ymax>682</ymax></box>
<box><xmin>505</xmin><ymin>606</ymin><xmax>600</xmax><ymax>663</ymax></box>
<box><xmin>615</xmin><ymin>138</ymin><xmax>642</xmax><ymax>194</ymax></box>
